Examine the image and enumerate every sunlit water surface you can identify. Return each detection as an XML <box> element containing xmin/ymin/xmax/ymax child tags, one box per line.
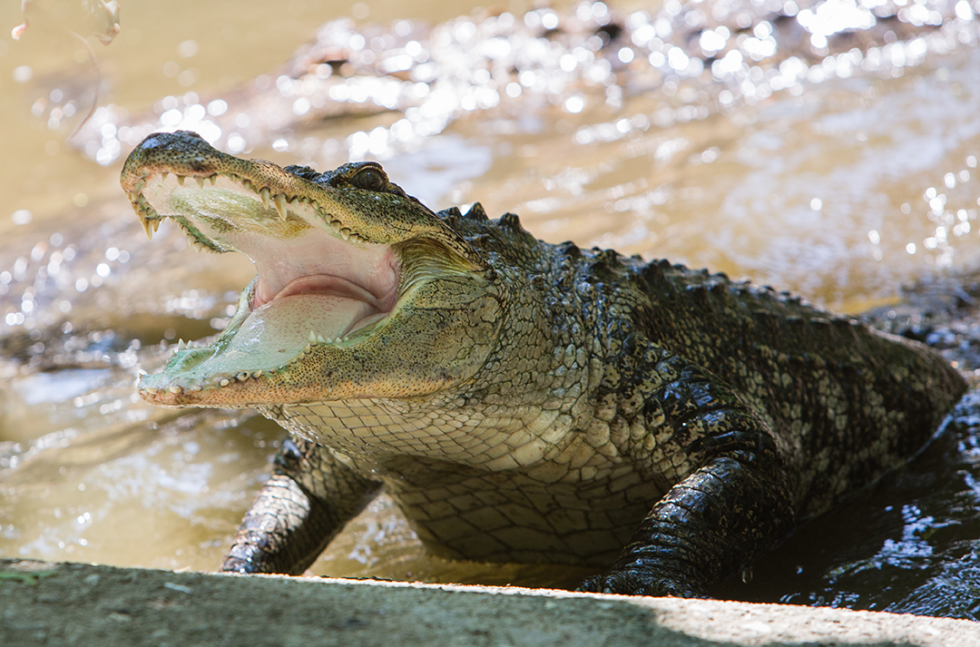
<box><xmin>2</xmin><ymin>0</ymin><xmax>980</xmax><ymax>618</ymax></box>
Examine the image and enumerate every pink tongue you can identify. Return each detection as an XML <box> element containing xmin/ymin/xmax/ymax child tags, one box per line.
<box><xmin>255</xmin><ymin>275</ymin><xmax>382</xmax><ymax>309</ymax></box>
<box><xmin>217</xmin><ymin>295</ymin><xmax>376</xmax><ymax>367</ymax></box>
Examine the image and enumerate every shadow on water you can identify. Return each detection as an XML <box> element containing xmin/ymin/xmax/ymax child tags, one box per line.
<box><xmin>712</xmin><ymin>390</ymin><xmax>980</xmax><ymax>619</ymax></box>
<box><xmin>3</xmin><ymin>0</ymin><xmax>980</xmax><ymax>621</ymax></box>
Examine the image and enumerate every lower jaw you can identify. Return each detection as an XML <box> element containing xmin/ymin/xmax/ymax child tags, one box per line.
<box><xmin>159</xmin><ymin>293</ymin><xmax>381</xmax><ymax>388</ymax></box>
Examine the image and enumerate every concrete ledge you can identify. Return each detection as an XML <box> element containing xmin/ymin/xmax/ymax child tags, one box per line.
<box><xmin>1</xmin><ymin>558</ymin><xmax>976</xmax><ymax>646</ymax></box>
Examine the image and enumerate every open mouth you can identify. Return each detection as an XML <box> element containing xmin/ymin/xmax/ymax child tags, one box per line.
<box><xmin>134</xmin><ymin>168</ymin><xmax>402</xmax><ymax>392</ymax></box>
<box><xmin>121</xmin><ymin>130</ymin><xmax>488</xmax><ymax>407</ymax></box>
<box><xmin>120</xmin><ymin>133</ymin><xmax>421</xmax><ymax>403</ymax></box>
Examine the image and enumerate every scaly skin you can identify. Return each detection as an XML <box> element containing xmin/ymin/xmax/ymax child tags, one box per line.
<box><xmin>121</xmin><ymin>131</ymin><xmax>967</xmax><ymax>597</ymax></box>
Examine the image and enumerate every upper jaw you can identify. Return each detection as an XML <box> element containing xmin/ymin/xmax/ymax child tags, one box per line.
<box><xmin>120</xmin><ymin>130</ymin><xmax>483</xmax><ymax>264</ymax></box>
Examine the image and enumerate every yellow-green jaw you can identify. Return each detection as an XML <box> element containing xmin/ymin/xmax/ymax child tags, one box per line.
<box><xmin>123</xmin><ymin>131</ymin><xmax>497</xmax><ymax>408</ymax></box>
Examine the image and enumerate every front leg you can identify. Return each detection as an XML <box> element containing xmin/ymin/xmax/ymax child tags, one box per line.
<box><xmin>222</xmin><ymin>436</ymin><xmax>381</xmax><ymax>574</ymax></box>
<box><xmin>580</xmin><ymin>452</ymin><xmax>795</xmax><ymax>597</ymax></box>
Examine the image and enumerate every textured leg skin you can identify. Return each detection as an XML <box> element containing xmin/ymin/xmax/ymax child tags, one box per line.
<box><xmin>579</xmin><ymin>454</ymin><xmax>795</xmax><ymax>598</ymax></box>
<box><xmin>222</xmin><ymin>436</ymin><xmax>381</xmax><ymax>575</ymax></box>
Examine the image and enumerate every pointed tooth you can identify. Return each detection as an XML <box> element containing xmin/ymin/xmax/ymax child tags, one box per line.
<box><xmin>161</xmin><ymin>171</ymin><xmax>169</xmax><ymax>182</ymax></box>
<box><xmin>331</xmin><ymin>220</ymin><xmax>342</xmax><ymax>232</ymax></box>
<box><xmin>177</xmin><ymin>339</ymin><xmax>186</xmax><ymax>351</ymax></box>
<box><xmin>252</xmin><ymin>370</ymin><xmax>264</xmax><ymax>378</ymax></box>
<box><xmin>260</xmin><ymin>188</ymin><xmax>271</xmax><ymax>209</ymax></box>
<box><xmin>168</xmin><ymin>385</ymin><xmax>183</xmax><ymax>394</ymax></box>
<box><xmin>309</xmin><ymin>331</ymin><xmax>317</xmax><ymax>343</ymax></box>
<box><xmin>144</xmin><ymin>387</ymin><xmax>159</xmax><ymax>395</ymax></box>
<box><xmin>236</xmin><ymin>372</ymin><xmax>249</xmax><ymax>382</ymax></box>
<box><xmin>176</xmin><ymin>175</ymin><xmax>185</xmax><ymax>186</ymax></box>
<box><xmin>316</xmin><ymin>334</ymin><xmax>326</xmax><ymax>344</ymax></box>
<box><xmin>274</xmin><ymin>194</ymin><xmax>288</xmax><ymax>221</ymax></box>
<box><xmin>340</xmin><ymin>227</ymin><xmax>351</xmax><ymax>240</ymax></box>
<box><xmin>143</xmin><ymin>219</ymin><xmax>155</xmax><ymax>239</ymax></box>
<box><xmin>195</xmin><ymin>176</ymin><xmax>206</xmax><ymax>188</ymax></box>
<box><xmin>208</xmin><ymin>174</ymin><xmax>217</xmax><ymax>186</ymax></box>
<box><xmin>151</xmin><ymin>219</ymin><xmax>161</xmax><ymax>233</ymax></box>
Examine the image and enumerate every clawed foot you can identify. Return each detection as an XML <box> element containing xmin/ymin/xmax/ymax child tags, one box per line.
<box><xmin>578</xmin><ymin>569</ymin><xmax>705</xmax><ymax>598</ymax></box>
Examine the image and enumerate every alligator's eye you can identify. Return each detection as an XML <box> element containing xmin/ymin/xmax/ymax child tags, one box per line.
<box><xmin>350</xmin><ymin>167</ymin><xmax>387</xmax><ymax>192</ymax></box>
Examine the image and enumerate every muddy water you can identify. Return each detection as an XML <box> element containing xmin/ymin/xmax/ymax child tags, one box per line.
<box><xmin>2</xmin><ymin>0</ymin><xmax>980</xmax><ymax>617</ymax></box>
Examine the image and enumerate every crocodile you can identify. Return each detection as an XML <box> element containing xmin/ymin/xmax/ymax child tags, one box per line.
<box><xmin>120</xmin><ymin>130</ymin><xmax>966</xmax><ymax>597</ymax></box>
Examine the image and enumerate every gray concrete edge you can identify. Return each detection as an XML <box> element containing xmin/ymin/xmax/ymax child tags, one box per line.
<box><xmin>0</xmin><ymin>558</ymin><xmax>976</xmax><ymax>646</ymax></box>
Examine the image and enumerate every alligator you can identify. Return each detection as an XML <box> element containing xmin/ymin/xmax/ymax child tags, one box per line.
<box><xmin>121</xmin><ymin>130</ymin><xmax>966</xmax><ymax>597</ymax></box>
